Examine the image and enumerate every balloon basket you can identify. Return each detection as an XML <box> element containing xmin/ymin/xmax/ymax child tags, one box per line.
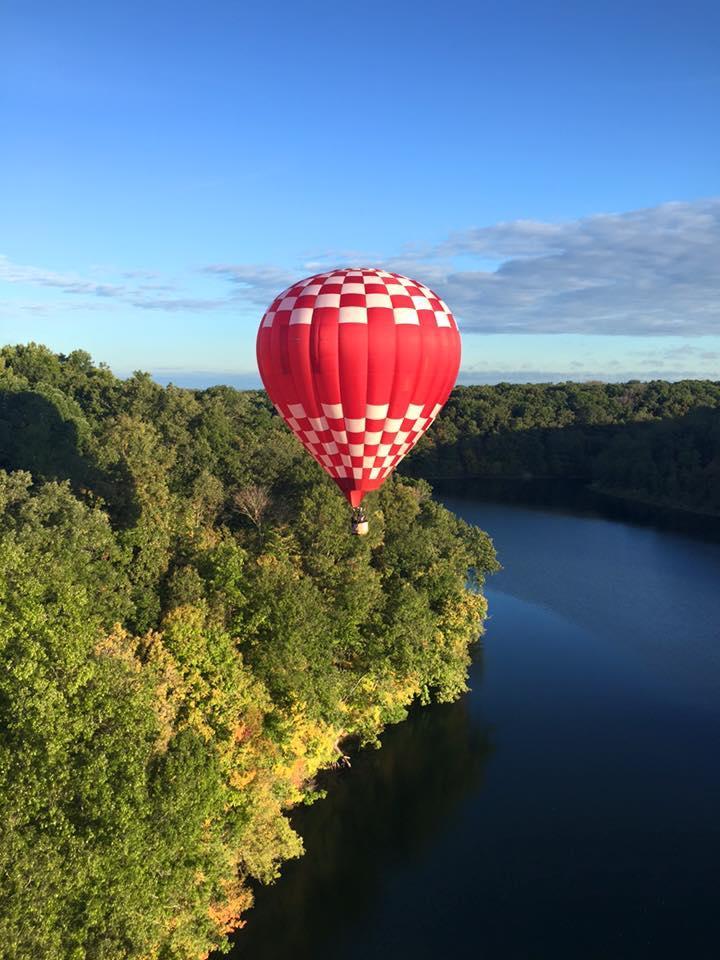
<box><xmin>351</xmin><ymin>507</ymin><xmax>369</xmax><ymax>536</ymax></box>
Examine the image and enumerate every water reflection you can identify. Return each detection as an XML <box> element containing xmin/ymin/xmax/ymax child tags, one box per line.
<box><xmin>230</xmin><ymin>689</ymin><xmax>493</xmax><ymax>959</ymax></box>
<box><xmin>225</xmin><ymin>492</ymin><xmax>720</xmax><ymax>959</ymax></box>
<box><xmin>433</xmin><ymin>477</ymin><xmax>720</xmax><ymax>541</ymax></box>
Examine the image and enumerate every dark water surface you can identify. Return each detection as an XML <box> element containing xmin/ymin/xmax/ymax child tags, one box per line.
<box><xmin>229</xmin><ymin>488</ymin><xmax>720</xmax><ymax>959</ymax></box>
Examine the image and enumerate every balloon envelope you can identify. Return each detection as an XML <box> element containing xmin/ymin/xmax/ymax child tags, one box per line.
<box><xmin>256</xmin><ymin>267</ymin><xmax>461</xmax><ymax>506</ymax></box>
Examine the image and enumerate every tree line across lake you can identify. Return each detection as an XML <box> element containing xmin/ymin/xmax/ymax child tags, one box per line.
<box><xmin>0</xmin><ymin>344</ymin><xmax>496</xmax><ymax>960</ymax></box>
<box><xmin>406</xmin><ymin>380</ymin><xmax>720</xmax><ymax>515</ymax></box>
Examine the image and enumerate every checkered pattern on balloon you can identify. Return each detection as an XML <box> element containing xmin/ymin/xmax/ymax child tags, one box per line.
<box><xmin>256</xmin><ymin>268</ymin><xmax>461</xmax><ymax>510</ymax></box>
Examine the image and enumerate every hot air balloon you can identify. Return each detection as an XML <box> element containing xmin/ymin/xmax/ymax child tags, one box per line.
<box><xmin>256</xmin><ymin>268</ymin><xmax>461</xmax><ymax>534</ymax></box>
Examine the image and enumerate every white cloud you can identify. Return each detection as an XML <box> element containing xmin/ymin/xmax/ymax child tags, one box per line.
<box><xmin>455</xmin><ymin>367</ymin><xmax>717</xmax><ymax>384</ymax></box>
<box><xmin>209</xmin><ymin>200</ymin><xmax>719</xmax><ymax>337</ymax></box>
<box><xmin>202</xmin><ymin>264</ymin><xmax>300</xmax><ymax>305</ymax></box>
<box><xmin>407</xmin><ymin>199</ymin><xmax>720</xmax><ymax>336</ymax></box>
<box><xmin>0</xmin><ymin>255</ymin><xmax>229</xmax><ymax>313</ymax></box>
<box><xmin>0</xmin><ymin>256</ymin><xmax>126</xmax><ymax>298</ymax></box>
<box><xmin>2</xmin><ymin>199</ymin><xmax>719</xmax><ymax>338</ymax></box>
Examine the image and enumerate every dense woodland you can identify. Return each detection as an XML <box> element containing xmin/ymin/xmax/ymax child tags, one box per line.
<box><xmin>1</xmin><ymin>344</ymin><xmax>718</xmax><ymax>960</ymax></box>
<box><xmin>0</xmin><ymin>344</ymin><xmax>497</xmax><ymax>960</ymax></box>
<box><xmin>408</xmin><ymin>381</ymin><xmax>720</xmax><ymax>515</ymax></box>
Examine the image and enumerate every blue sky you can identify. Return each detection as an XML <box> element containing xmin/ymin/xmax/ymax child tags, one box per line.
<box><xmin>1</xmin><ymin>0</ymin><xmax>718</xmax><ymax>385</ymax></box>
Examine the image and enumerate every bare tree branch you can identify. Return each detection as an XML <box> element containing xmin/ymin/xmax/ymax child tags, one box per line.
<box><xmin>233</xmin><ymin>485</ymin><xmax>270</xmax><ymax>529</ymax></box>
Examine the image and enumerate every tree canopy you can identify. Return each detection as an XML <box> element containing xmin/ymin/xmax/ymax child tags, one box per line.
<box><xmin>406</xmin><ymin>380</ymin><xmax>720</xmax><ymax>515</ymax></box>
<box><xmin>0</xmin><ymin>343</ymin><xmax>497</xmax><ymax>960</ymax></box>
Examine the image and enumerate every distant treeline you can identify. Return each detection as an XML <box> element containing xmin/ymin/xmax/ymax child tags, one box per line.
<box><xmin>0</xmin><ymin>344</ymin><xmax>496</xmax><ymax>960</ymax></box>
<box><xmin>405</xmin><ymin>381</ymin><xmax>720</xmax><ymax>515</ymax></box>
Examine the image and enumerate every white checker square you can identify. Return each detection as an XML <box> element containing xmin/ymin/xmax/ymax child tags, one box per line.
<box><xmin>377</xmin><ymin>443</ymin><xmax>391</xmax><ymax>457</ymax></box>
<box><xmin>364</xmin><ymin>430</ymin><xmax>382</xmax><ymax>445</ymax></box>
<box><xmin>279</xmin><ymin>296</ymin><xmax>297</xmax><ymax>310</ymax></box>
<box><xmin>393</xmin><ymin>308</ymin><xmax>420</xmax><ymax>325</ymax></box>
<box><xmin>341</xmin><ymin>282</ymin><xmax>365</xmax><ymax>294</ymax></box>
<box><xmin>349</xmin><ymin>443</ymin><xmax>363</xmax><ymax>456</ymax></box>
<box><xmin>288</xmin><ymin>403</ymin><xmax>306</xmax><ymax>418</ymax></box>
<box><xmin>366</xmin><ymin>293</ymin><xmax>392</xmax><ymax>308</ymax></box>
<box><xmin>262</xmin><ymin>311</ymin><xmax>276</xmax><ymax>328</ymax></box>
<box><xmin>385</xmin><ymin>283</ymin><xmax>406</xmax><ymax>295</ymax></box>
<box><xmin>345</xmin><ymin>418</ymin><xmax>365</xmax><ymax>432</ymax></box>
<box><xmin>363</xmin><ymin>456</ymin><xmax>375</xmax><ymax>468</ymax></box>
<box><xmin>366</xmin><ymin>403</ymin><xmax>389</xmax><ymax>419</ymax></box>
<box><xmin>406</xmin><ymin>403</ymin><xmax>424</xmax><ymax>419</ymax></box>
<box><xmin>322</xmin><ymin>403</ymin><xmax>344</xmax><ymax>419</ymax></box>
<box><xmin>339</xmin><ymin>306</ymin><xmax>367</xmax><ymax>324</ymax></box>
<box><xmin>290</xmin><ymin>307</ymin><xmax>313</xmax><ymax>325</ymax></box>
<box><xmin>369</xmin><ymin>466</ymin><xmax>380</xmax><ymax>479</ymax></box>
<box><xmin>332</xmin><ymin>429</ymin><xmax>348</xmax><ymax>444</ymax></box>
<box><xmin>411</xmin><ymin>296</ymin><xmax>431</xmax><ymax>310</ymax></box>
<box><xmin>385</xmin><ymin>418</ymin><xmax>402</xmax><ymax>432</ymax></box>
<box><xmin>316</xmin><ymin>293</ymin><xmax>340</xmax><ymax>308</ymax></box>
<box><xmin>352</xmin><ymin>466</ymin><xmax>363</xmax><ymax>480</ymax></box>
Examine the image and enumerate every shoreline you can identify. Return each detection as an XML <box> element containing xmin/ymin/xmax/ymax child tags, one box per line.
<box><xmin>410</xmin><ymin>473</ymin><xmax>720</xmax><ymax>520</ymax></box>
<box><xmin>412</xmin><ymin>474</ymin><xmax>720</xmax><ymax>542</ymax></box>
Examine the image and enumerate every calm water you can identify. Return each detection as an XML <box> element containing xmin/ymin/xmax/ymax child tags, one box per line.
<box><xmin>228</xmin><ymin>489</ymin><xmax>720</xmax><ymax>960</ymax></box>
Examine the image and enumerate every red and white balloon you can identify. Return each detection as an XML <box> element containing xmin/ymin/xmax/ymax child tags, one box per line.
<box><xmin>256</xmin><ymin>268</ymin><xmax>461</xmax><ymax>507</ymax></box>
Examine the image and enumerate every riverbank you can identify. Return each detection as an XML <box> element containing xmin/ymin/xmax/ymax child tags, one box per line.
<box><xmin>589</xmin><ymin>483</ymin><xmax>720</xmax><ymax>520</ymax></box>
<box><xmin>425</xmin><ymin>476</ymin><xmax>720</xmax><ymax>541</ymax></box>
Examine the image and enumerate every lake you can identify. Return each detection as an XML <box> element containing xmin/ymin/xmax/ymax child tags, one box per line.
<box><xmin>228</xmin><ymin>485</ymin><xmax>720</xmax><ymax>959</ymax></box>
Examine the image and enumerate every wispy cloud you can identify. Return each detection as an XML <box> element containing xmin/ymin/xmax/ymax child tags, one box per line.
<box><xmin>2</xmin><ymin>199</ymin><xmax>719</xmax><ymax>338</ymax></box>
<box><xmin>202</xmin><ymin>264</ymin><xmax>300</xmax><ymax>305</ymax></box>
<box><xmin>203</xmin><ymin>199</ymin><xmax>720</xmax><ymax>337</ymax></box>
<box><xmin>0</xmin><ymin>255</ymin><xmax>229</xmax><ymax>313</ymax></box>
<box><xmin>457</xmin><ymin>367</ymin><xmax>719</xmax><ymax>383</ymax></box>
<box><xmin>0</xmin><ymin>257</ymin><xmax>126</xmax><ymax>298</ymax></box>
<box><xmin>416</xmin><ymin>199</ymin><xmax>720</xmax><ymax>336</ymax></box>
<box><xmin>125</xmin><ymin>296</ymin><xmax>228</xmax><ymax>311</ymax></box>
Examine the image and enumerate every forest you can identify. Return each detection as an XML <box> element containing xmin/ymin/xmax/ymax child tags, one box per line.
<box><xmin>0</xmin><ymin>344</ymin><xmax>497</xmax><ymax>960</ymax></box>
<box><xmin>1</xmin><ymin>344</ymin><xmax>718</xmax><ymax>959</ymax></box>
<box><xmin>406</xmin><ymin>381</ymin><xmax>720</xmax><ymax>515</ymax></box>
